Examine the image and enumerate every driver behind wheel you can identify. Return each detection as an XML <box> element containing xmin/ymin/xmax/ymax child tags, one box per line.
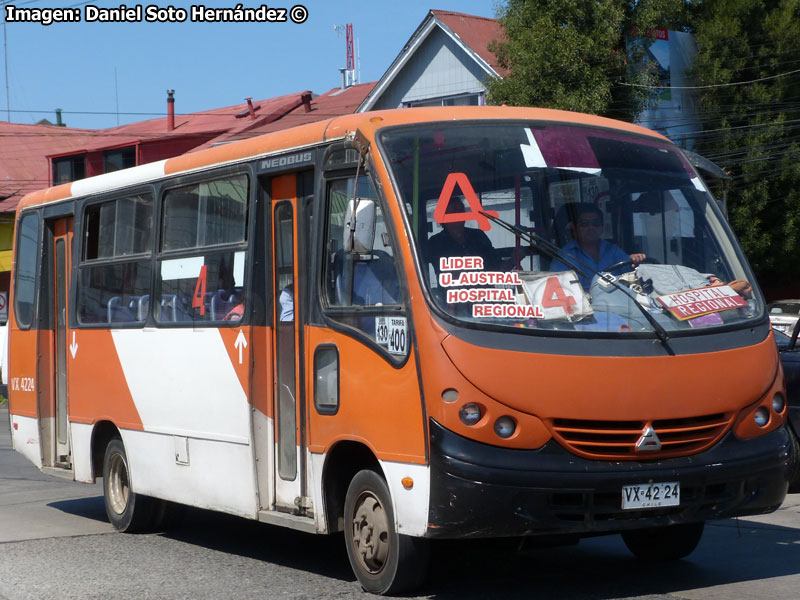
<box><xmin>549</xmin><ymin>202</ymin><xmax>646</xmax><ymax>291</ymax></box>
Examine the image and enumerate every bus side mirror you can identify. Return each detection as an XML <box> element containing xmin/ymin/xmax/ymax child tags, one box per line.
<box><xmin>343</xmin><ymin>198</ymin><xmax>376</xmax><ymax>254</ymax></box>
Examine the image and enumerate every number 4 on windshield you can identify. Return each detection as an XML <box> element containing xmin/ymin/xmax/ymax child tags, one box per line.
<box><xmin>541</xmin><ymin>276</ymin><xmax>576</xmax><ymax>314</ymax></box>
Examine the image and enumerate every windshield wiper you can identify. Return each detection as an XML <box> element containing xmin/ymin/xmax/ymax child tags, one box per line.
<box><xmin>480</xmin><ymin>211</ymin><xmax>675</xmax><ymax>356</ymax></box>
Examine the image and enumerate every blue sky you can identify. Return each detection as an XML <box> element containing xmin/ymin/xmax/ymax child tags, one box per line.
<box><xmin>1</xmin><ymin>1</ymin><xmax>500</xmax><ymax>129</ymax></box>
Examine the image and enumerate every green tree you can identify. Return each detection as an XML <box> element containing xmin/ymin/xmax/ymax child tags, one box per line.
<box><xmin>487</xmin><ymin>0</ymin><xmax>691</xmax><ymax>120</ymax></box>
<box><xmin>689</xmin><ymin>0</ymin><xmax>800</xmax><ymax>289</ymax></box>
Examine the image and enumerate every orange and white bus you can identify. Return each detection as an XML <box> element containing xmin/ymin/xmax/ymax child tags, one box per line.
<box><xmin>7</xmin><ymin>107</ymin><xmax>793</xmax><ymax>594</ymax></box>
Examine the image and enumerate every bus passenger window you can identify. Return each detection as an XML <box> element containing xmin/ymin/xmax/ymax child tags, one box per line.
<box><xmin>322</xmin><ymin>176</ymin><xmax>408</xmax><ymax>358</ymax></box>
<box><xmin>155</xmin><ymin>175</ymin><xmax>249</xmax><ymax>325</ymax></box>
<box><xmin>76</xmin><ymin>195</ymin><xmax>153</xmax><ymax>325</ymax></box>
<box><xmin>13</xmin><ymin>213</ymin><xmax>41</xmax><ymax>329</ymax></box>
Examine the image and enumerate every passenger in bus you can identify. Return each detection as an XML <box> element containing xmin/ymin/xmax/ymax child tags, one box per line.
<box><xmin>549</xmin><ymin>203</ymin><xmax>646</xmax><ymax>291</ymax></box>
<box><xmin>427</xmin><ymin>196</ymin><xmax>504</xmax><ymax>274</ymax></box>
<box><xmin>224</xmin><ymin>302</ymin><xmax>244</xmax><ymax>322</ymax></box>
<box><xmin>279</xmin><ymin>284</ymin><xmax>294</xmax><ymax>321</ymax></box>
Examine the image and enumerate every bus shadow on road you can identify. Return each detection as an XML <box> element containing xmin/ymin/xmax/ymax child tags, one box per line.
<box><xmin>43</xmin><ymin>498</ymin><xmax>800</xmax><ymax>598</ymax></box>
<box><xmin>161</xmin><ymin>507</ymin><xmax>356</xmax><ymax>583</ymax></box>
<box><xmin>158</xmin><ymin>511</ymin><xmax>800</xmax><ymax>598</ymax></box>
<box><xmin>424</xmin><ymin>518</ymin><xmax>800</xmax><ymax>599</ymax></box>
<box><xmin>47</xmin><ymin>495</ymin><xmax>110</xmax><ymax>524</ymax></box>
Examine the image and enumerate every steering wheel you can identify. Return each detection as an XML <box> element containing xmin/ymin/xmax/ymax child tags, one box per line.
<box><xmin>603</xmin><ymin>256</ymin><xmax>659</xmax><ymax>273</ymax></box>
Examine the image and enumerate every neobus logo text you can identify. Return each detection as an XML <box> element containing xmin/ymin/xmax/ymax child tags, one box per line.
<box><xmin>260</xmin><ymin>152</ymin><xmax>313</xmax><ymax>171</ymax></box>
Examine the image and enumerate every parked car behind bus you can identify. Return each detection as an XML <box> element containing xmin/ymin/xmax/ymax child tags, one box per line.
<box><xmin>774</xmin><ymin>324</ymin><xmax>800</xmax><ymax>490</ymax></box>
<box><xmin>769</xmin><ymin>300</ymin><xmax>800</xmax><ymax>335</ymax></box>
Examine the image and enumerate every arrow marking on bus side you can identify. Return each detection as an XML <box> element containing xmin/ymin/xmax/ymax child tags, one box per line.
<box><xmin>69</xmin><ymin>332</ymin><xmax>78</xmax><ymax>359</ymax></box>
<box><xmin>234</xmin><ymin>329</ymin><xmax>247</xmax><ymax>364</ymax></box>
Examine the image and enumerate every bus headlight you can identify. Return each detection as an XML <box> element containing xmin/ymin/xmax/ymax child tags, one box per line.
<box><xmin>772</xmin><ymin>393</ymin><xmax>786</xmax><ymax>414</ymax></box>
<box><xmin>459</xmin><ymin>403</ymin><xmax>482</xmax><ymax>426</ymax></box>
<box><xmin>494</xmin><ymin>416</ymin><xmax>516</xmax><ymax>439</ymax></box>
<box><xmin>754</xmin><ymin>407</ymin><xmax>770</xmax><ymax>427</ymax></box>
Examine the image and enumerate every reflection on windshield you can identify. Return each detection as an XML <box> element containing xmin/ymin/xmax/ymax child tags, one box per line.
<box><xmin>381</xmin><ymin>122</ymin><xmax>761</xmax><ymax>335</ymax></box>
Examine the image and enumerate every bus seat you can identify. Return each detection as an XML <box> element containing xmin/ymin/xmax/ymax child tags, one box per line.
<box><xmin>107</xmin><ymin>296</ymin><xmax>135</xmax><ymax>323</ymax></box>
<box><xmin>334</xmin><ymin>250</ymin><xmax>399</xmax><ymax>306</ymax></box>
<box><xmin>352</xmin><ymin>250</ymin><xmax>399</xmax><ymax>305</ymax></box>
<box><xmin>137</xmin><ymin>295</ymin><xmax>149</xmax><ymax>321</ymax></box>
<box><xmin>158</xmin><ymin>294</ymin><xmax>178</xmax><ymax>322</ymax></box>
<box><xmin>211</xmin><ymin>292</ymin><xmax>239</xmax><ymax>321</ymax></box>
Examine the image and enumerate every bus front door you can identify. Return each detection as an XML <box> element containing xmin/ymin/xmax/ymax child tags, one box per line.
<box><xmin>52</xmin><ymin>217</ymin><xmax>73</xmax><ymax>467</ymax></box>
<box><xmin>270</xmin><ymin>174</ymin><xmax>307</xmax><ymax>513</ymax></box>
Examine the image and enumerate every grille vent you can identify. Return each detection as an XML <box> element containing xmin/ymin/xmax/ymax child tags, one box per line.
<box><xmin>550</xmin><ymin>413</ymin><xmax>734</xmax><ymax>460</ymax></box>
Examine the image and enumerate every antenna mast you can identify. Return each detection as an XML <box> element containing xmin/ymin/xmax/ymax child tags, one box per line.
<box><xmin>334</xmin><ymin>23</ymin><xmax>356</xmax><ymax>88</ymax></box>
<box><xmin>346</xmin><ymin>24</ymin><xmax>355</xmax><ymax>86</ymax></box>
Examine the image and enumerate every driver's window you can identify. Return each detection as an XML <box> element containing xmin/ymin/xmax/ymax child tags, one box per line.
<box><xmin>324</xmin><ymin>176</ymin><xmax>399</xmax><ymax>308</ymax></box>
<box><xmin>322</xmin><ymin>175</ymin><xmax>408</xmax><ymax>358</ymax></box>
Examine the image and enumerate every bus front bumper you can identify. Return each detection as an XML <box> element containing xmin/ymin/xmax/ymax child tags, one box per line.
<box><xmin>426</xmin><ymin>419</ymin><xmax>791</xmax><ymax>539</ymax></box>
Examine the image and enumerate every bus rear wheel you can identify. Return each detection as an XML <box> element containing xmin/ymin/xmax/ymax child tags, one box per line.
<box><xmin>622</xmin><ymin>521</ymin><xmax>704</xmax><ymax>561</ymax></box>
<box><xmin>102</xmin><ymin>438</ymin><xmax>156</xmax><ymax>533</ymax></box>
<box><xmin>343</xmin><ymin>470</ymin><xmax>429</xmax><ymax>595</ymax></box>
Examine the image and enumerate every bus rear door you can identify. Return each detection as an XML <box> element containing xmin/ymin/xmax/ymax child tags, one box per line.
<box><xmin>50</xmin><ymin>216</ymin><xmax>73</xmax><ymax>468</ymax></box>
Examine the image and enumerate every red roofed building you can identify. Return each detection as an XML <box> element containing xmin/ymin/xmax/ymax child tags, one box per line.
<box><xmin>358</xmin><ymin>10</ymin><xmax>504</xmax><ymax>112</ymax></box>
<box><xmin>0</xmin><ymin>84</ymin><xmax>374</xmax><ymax>303</ymax></box>
<box><xmin>0</xmin><ymin>122</ymin><xmax>97</xmax><ymax>287</ymax></box>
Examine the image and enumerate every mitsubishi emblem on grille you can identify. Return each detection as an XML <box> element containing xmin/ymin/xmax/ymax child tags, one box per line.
<box><xmin>636</xmin><ymin>425</ymin><xmax>662</xmax><ymax>452</ymax></box>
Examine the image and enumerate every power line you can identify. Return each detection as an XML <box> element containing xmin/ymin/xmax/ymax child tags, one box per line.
<box><xmin>619</xmin><ymin>67</ymin><xmax>800</xmax><ymax>90</ymax></box>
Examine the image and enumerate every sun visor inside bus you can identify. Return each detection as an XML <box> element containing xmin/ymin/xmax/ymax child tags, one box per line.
<box><xmin>42</xmin><ymin>201</ymin><xmax>76</xmax><ymax>219</ymax></box>
<box><xmin>588</xmin><ymin>137</ymin><xmax>687</xmax><ymax>175</ymax></box>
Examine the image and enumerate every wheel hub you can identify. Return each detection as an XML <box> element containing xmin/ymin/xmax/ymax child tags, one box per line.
<box><xmin>108</xmin><ymin>452</ymin><xmax>129</xmax><ymax>515</ymax></box>
<box><xmin>352</xmin><ymin>493</ymin><xmax>389</xmax><ymax>573</ymax></box>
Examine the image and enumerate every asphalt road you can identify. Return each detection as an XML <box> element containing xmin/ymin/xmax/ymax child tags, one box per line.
<box><xmin>1</xmin><ymin>405</ymin><xmax>799</xmax><ymax>599</ymax></box>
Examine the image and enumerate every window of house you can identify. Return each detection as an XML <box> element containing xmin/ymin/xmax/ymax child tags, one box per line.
<box><xmin>52</xmin><ymin>155</ymin><xmax>86</xmax><ymax>185</ymax></box>
<box><xmin>407</xmin><ymin>93</ymin><xmax>483</xmax><ymax>108</ymax></box>
<box><xmin>103</xmin><ymin>146</ymin><xmax>136</xmax><ymax>173</ymax></box>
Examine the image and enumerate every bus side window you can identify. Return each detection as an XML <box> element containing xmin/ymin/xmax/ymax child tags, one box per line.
<box><xmin>323</xmin><ymin>175</ymin><xmax>407</xmax><ymax>358</ymax></box>
<box><xmin>76</xmin><ymin>195</ymin><xmax>153</xmax><ymax>326</ymax></box>
<box><xmin>155</xmin><ymin>175</ymin><xmax>249</xmax><ymax>325</ymax></box>
<box><xmin>13</xmin><ymin>212</ymin><xmax>41</xmax><ymax>329</ymax></box>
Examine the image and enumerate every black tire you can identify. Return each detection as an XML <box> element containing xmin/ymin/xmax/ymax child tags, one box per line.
<box><xmin>622</xmin><ymin>521</ymin><xmax>704</xmax><ymax>561</ymax></box>
<box><xmin>788</xmin><ymin>428</ymin><xmax>800</xmax><ymax>493</ymax></box>
<box><xmin>102</xmin><ymin>438</ymin><xmax>157</xmax><ymax>533</ymax></box>
<box><xmin>343</xmin><ymin>470</ymin><xmax>430</xmax><ymax>595</ymax></box>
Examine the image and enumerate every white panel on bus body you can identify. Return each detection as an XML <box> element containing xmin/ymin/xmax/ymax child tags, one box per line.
<box><xmin>380</xmin><ymin>461</ymin><xmax>430</xmax><ymax>537</ymax></box>
<box><xmin>274</xmin><ymin>445</ymin><xmax>303</xmax><ymax>509</ymax></box>
<box><xmin>251</xmin><ymin>409</ymin><xmax>275</xmax><ymax>511</ymax></box>
<box><xmin>122</xmin><ymin>429</ymin><xmax>258</xmax><ymax>518</ymax></box>
<box><xmin>70</xmin><ymin>160</ymin><xmax>168</xmax><ymax>198</ymax></box>
<box><xmin>308</xmin><ymin>452</ymin><xmax>328</xmax><ymax>533</ymax></box>
<box><xmin>71</xmin><ymin>422</ymin><xmax>94</xmax><ymax>482</ymax></box>
<box><xmin>9</xmin><ymin>415</ymin><xmax>43</xmax><ymax>469</ymax></box>
<box><xmin>111</xmin><ymin>329</ymin><xmax>250</xmax><ymax>443</ymax></box>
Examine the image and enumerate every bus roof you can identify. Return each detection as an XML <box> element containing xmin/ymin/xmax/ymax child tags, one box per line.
<box><xmin>16</xmin><ymin>105</ymin><xmax>669</xmax><ymax>214</ymax></box>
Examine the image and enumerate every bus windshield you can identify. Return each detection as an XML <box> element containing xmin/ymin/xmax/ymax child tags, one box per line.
<box><xmin>380</xmin><ymin>122</ymin><xmax>762</xmax><ymax>335</ymax></box>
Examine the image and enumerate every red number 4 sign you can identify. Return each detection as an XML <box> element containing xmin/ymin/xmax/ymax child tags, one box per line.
<box><xmin>433</xmin><ymin>173</ymin><xmax>498</xmax><ymax>232</ymax></box>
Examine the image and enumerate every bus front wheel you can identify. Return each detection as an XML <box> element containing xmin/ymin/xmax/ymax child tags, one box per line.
<box><xmin>102</xmin><ymin>438</ymin><xmax>156</xmax><ymax>533</ymax></box>
<box><xmin>343</xmin><ymin>469</ymin><xmax>429</xmax><ymax>595</ymax></box>
<box><xmin>622</xmin><ymin>521</ymin><xmax>704</xmax><ymax>561</ymax></box>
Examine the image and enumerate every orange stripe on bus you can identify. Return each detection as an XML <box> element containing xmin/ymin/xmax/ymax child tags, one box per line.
<box><xmin>67</xmin><ymin>329</ymin><xmax>144</xmax><ymax>431</ymax></box>
<box><xmin>219</xmin><ymin>327</ymin><xmax>252</xmax><ymax>403</ymax></box>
